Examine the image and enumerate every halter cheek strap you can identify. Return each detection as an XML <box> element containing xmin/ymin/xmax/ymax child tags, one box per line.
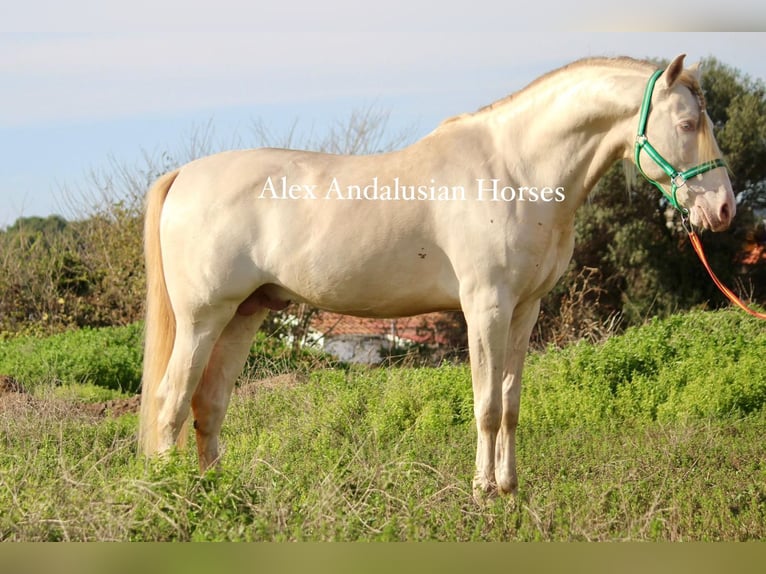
<box><xmin>634</xmin><ymin>69</ymin><xmax>727</xmax><ymax>214</ymax></box>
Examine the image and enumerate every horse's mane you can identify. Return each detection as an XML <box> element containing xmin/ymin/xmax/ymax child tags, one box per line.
<box><xmin>439</xmin><ymin>57</ymin><xmax>654</xmax><ymax>126</ymax></box>
<box><xmin>441</xmin><ymin>56</ymin><xmax>722</xmax><ymax>163</ymax></box>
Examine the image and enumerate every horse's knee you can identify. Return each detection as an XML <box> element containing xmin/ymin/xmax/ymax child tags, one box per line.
<box><xmin>475</xmin><ymin>397</ymin><xmax>502</xmax><ymax>433</ymax></box>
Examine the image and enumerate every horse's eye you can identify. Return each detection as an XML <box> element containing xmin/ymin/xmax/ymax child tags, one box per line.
<box><xmin>679</xmin><ymin>120</ymin><xmax>696</xmax><ymax>132</ymax></box>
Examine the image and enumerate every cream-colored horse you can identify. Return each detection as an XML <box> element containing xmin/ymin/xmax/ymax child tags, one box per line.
<box><xmin>139</xmin><ymin>54</ymin><xmax>735</xmax><ymax>497</ymax></box>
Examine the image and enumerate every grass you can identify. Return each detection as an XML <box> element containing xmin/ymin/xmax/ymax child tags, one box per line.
<box><xmin>0</xmin><ymin>309</ymin><xmax>764</xmax><ymax>541</ymax></box>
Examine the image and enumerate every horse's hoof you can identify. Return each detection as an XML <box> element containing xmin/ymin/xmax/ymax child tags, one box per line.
<box><xmin>497</xmin><ymin>478</ymin><xmax>518</xmax><ymax>497</ymax></box>
<box><xmin>472</xmin><ymin>478</ymin><xmax>498</xmax><ymax>504</ymax></box>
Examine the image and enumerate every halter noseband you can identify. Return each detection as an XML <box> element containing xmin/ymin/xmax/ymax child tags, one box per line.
<box><xmin>634</xmin><ymin>69</ymin><xmax>727</xmax><ymax>215</ymax></box>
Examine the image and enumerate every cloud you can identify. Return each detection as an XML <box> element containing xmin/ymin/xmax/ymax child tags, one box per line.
<box><xmin>0</xmin><ymin>33</ymin><xmax>439</xmax><ymax>124</ymax></box>
<box><xmin>5</xmin><ymin>3</ymin><xmax>765</xmax><ymax>127</ymax></box>
<box><xmin>1</xmin><ymin>2</ymin><xmax>586</xmax><ymax>125</ymax></box>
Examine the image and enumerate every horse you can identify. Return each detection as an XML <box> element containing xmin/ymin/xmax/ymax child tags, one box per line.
<box><xmin>138</xmin><ymin>54</ymin><xmax>735</xmax><ymax>497</ymax></box>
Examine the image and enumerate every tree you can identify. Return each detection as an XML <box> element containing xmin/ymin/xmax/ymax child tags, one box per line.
<box><xmin>702</xmin><ymin>59</ymin><xmax>766</xmax><ymax>215</ymax></box>
<box><xmin>3</xmin><ymin>215</ymin><xmax>68</xmax><ymax>243</ymax></box>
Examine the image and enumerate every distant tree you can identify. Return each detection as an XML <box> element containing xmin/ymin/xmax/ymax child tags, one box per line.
<box><xmin>3</xmin><ymin>214</ymin><xmax>69</xmax><ymax>244</ymax></box>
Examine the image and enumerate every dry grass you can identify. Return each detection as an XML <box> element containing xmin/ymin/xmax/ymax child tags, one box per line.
<box><xmin>534</xmin><ymin>266</ymin><xmax>623</xmax><ymax>350</ymax></box>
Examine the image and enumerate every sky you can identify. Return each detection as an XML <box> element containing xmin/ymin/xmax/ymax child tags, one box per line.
<box><xmin>2</xmin><ymin>2</ymin><xmax>766</xmax><ymax>227</ymax></box>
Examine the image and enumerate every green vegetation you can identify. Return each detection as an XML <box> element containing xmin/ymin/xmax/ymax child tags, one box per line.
<box><xmin>0</xmin><ymin>323</ymin><xmax>144</xmax><ymax>393</ymax></box>
<box><xmin>0</xmin><ymin>327</ymin><xmax>337</xmax><ymax>395</ymax></box>
<box><xmin>1</xmin><ymin>309</ymin><xmax>764</xmax><ymax>541</ymax></box>
<box><xmin>525</xmin><ymin>309</ymin><xmax>766</xmax><ymax>426</ymax></box>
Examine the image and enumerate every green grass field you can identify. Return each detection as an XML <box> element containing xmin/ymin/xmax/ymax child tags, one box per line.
<box><xmin>1</xmin><ymin>309</ymin><xmax>764</xmax><ymax>541</ymax></box>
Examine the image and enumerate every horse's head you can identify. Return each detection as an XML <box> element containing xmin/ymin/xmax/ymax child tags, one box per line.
<box><xmin>635</xmin><ymin>54</ymin><xmax>735</xmax><ymax>232</ymax></box>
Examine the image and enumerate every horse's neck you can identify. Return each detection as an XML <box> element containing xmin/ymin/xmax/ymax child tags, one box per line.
<box><xmin>473</xmin><ymin>63</ymin><xmax>649</xmax><ymax>209</ymax></box>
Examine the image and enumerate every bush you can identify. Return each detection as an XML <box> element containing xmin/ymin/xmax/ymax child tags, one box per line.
<box><xmin>0</xmin><ymin>323</ymin><xmax>340</xmax><ymax>395</ymax></box>
<box><xmin>523</xmin><ymin>309</ymin><xmax>766</xmax><ymax>427</ymax></box>
<box><xmin>0</xmin><ymin>323</ymin><xmax>144</xmax><ymax>393</ymax></box>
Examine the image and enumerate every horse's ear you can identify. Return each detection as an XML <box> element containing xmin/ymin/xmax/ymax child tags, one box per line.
<box><xmin>659</xmin><ymin>54</ymin><xmax>686</xmax><ymax>90</ymax></box>
<box><xmin>688</xmin><ymin>60</ymin><xmax>702</xmax><ymax>82</ymax></box>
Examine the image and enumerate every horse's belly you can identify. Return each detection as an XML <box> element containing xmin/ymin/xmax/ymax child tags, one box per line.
<box><xmin>262</xmin><ymin>255</ymin><xmax>460</xmax><ymax>318</ymax></box>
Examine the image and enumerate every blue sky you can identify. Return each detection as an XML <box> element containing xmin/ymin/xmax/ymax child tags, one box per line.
<box><xmin>2</xmin><ymin>3</ymin><xmax>766</xmax><ymax>226</ymax></box>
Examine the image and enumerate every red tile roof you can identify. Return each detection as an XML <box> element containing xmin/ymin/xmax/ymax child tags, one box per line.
<box><xmin>310</xmin><ymin>311</ymin><xmax>457</xmax><ymax>346</ymax></box>
<box><xmin>740</xmin><ymin>242</ymin><xmax>766</xmax><ymax>266</ymax></box>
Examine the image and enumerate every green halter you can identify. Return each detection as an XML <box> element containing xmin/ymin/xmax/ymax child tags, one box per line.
<box><xmin>634</xmin><ymin>69</ymin><xmax>727</xmax><ymax>214</ymax></box>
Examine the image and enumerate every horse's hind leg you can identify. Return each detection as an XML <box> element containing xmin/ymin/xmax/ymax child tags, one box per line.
<box><xmin>191</xmin><ymin>308</ymin><xmax>268</xmax><ymax>471</ymax></box>
<box><xmin>155</xmin><ymin>308</ymin><xmax>231</xmax><ymax>453</ymax></box>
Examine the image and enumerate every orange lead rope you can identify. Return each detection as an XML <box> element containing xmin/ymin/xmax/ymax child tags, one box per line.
<box><xmin>688</xmin><ymin>230</ymin><xmax>766</xmax><ymax>320</ymax></box>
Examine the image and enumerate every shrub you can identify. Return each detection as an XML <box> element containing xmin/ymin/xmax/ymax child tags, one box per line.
<box><xmin>0</xmin><ymin>323</ymin><xmax>144</xmax><ymax>393</ymax></box>
<box><xmin>0</xmin><ymin>323</ymin><xmax>340</xmax><ymax>395</ymax></box>
<box><xmin>523</xmin><ymin>309</ymin><xmax>766</xmax><ymax>427</ymax></box>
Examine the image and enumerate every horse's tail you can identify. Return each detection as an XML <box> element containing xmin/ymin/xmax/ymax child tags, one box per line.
<box><xmin>138</xmin><ymin>169</ymin><xmax>181</xmax><ymax>456</ymax></box>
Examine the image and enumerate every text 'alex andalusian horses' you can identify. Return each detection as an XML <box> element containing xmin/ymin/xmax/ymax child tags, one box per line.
<box><xmin>139</xmin><ymin>55</ymin><xmax>735</xmax><ymax>497</ymax></box>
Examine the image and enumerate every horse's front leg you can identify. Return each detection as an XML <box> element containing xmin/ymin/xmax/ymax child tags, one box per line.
<box><xmin>462</xmin><ymin>287</ymin><xmax>513</xmax><ymax>499</ymax></box>
<box><xmin>495</xmin><ymin>299</ymin><xmax>540</xmax><ymax>495</ymax></box>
